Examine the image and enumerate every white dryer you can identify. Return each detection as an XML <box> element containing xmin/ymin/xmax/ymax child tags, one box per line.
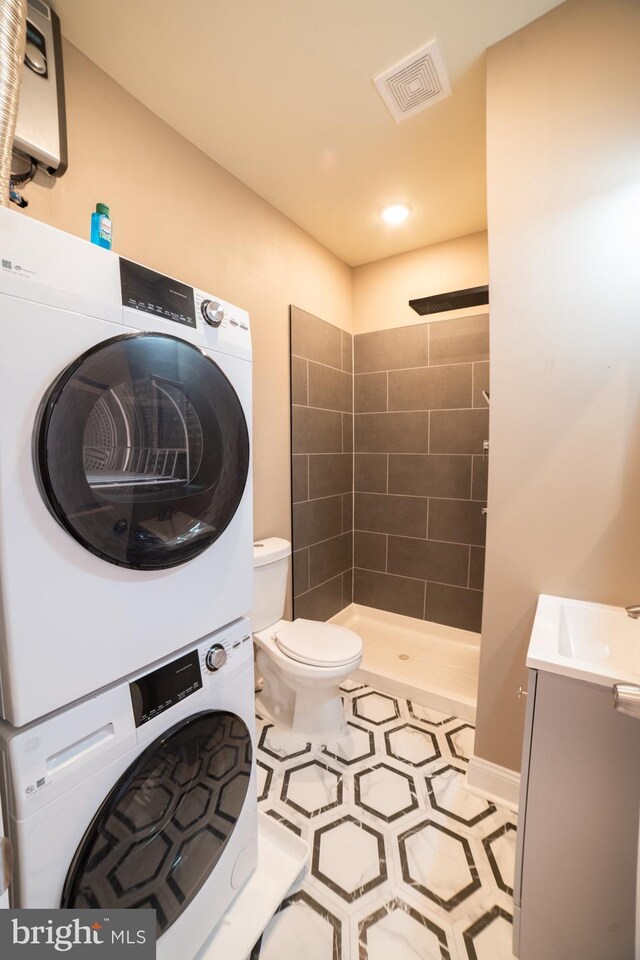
<box><xmin>0</xmin><ymin>209</ymin><xmax>253</xmax><ymax>726</ymax></box>
<box><xmin>0</xmin><ymin>618</ymin><xmax>257</xmax><ymax>960</ymax></box>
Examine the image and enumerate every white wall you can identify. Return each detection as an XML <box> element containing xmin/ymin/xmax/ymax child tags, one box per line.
<box><xmin>353</xmin><ymin>232</ymin><xmax>488</xmax><ymax>333</ymax></box>
<box><xmin>476</xmin><ymin>0</ymin><xmax>640</xmax><ymax>772</ymax></box>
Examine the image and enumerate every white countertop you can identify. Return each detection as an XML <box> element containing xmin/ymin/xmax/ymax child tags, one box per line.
<box><xmin>527</xmin><ymin>594</ymin><xmax>640</xmax><ymax>687</ymax></box>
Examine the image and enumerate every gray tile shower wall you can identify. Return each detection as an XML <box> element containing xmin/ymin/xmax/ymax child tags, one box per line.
<box><xmin>291</xmin><ymin>307</ymin><xmax>354</xmax><ymax>621</ymax></box>
<box><xmin>353</xmin><ymin>314</ymin><xmax>489</xmax><ymax>633</ymax></box>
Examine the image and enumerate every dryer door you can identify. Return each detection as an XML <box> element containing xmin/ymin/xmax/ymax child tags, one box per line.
<box><xmin>61</xmin><ymin>711</ymin><xmax>252</xmax><ymax>935</ymax></box>
<box><xmin>36</xmin><ymin>332</ymin><xmax>250</xmax><ymax>569</ymax></box>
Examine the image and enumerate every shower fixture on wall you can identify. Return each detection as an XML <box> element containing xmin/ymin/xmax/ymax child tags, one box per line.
<box><xmin>409</xmin><ymin>285</ymin><xmax>489</xmax><ymax>316</ymax></box>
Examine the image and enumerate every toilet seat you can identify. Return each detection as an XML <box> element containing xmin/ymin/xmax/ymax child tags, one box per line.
<box><xmin>274</xmin><ymin>619</ymin><xmax>362</xmax><ymax>668</ymax></box>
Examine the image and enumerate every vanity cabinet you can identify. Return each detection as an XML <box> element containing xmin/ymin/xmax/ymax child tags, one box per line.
<box><xmin>514</xmin><ymin>668</ymin><xmax>640</xmax><ymax>959</ymax></box>
<box><xmin>0</xmin><ymin>789</ymin><xmax>7</xmax><ymax>909</ymax></box>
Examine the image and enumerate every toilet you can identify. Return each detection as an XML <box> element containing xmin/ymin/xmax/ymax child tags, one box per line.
<box><xmin>251</xmin><ymin>537</ymin><xmax>363</xmax><ymax>741</ymax></box>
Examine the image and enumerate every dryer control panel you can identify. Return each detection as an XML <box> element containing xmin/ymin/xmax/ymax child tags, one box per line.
<box><xmin>120</xmin><ymin>258</ymin><xmax>197</xmax><ymax>328</ymax></box>
<box><xmin>119</xmin><ymin>257</ymin><xmax>251</xmax><ymax>361</ymax></box>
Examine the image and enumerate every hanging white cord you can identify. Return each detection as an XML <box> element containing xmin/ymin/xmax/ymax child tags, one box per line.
<box><xmin>0</xmin><ymin>0</ymin><xmax>27</xmax><ymax>207</ymax></box>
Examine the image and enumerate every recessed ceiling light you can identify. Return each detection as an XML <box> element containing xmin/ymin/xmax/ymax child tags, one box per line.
<box><xmin>381</xmin><ymin>202</ymin><xmax>411</xmax><ymax>225</ymax></box>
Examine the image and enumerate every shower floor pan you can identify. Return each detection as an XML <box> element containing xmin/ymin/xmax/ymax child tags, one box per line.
<box><xmin>330</xmin><ymin>603</ymin><xmax>479</xmax><ymax>722</ymax></box>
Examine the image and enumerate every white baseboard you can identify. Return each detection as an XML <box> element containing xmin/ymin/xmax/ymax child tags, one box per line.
<box><xmin>466</xmin><ymin>755</ymin><xmax>520</xmax><ymax>813</ymax></box>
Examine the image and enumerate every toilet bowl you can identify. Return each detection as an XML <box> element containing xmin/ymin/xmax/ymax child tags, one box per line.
<box><xmin>251</xmin><ymin>538</ymin><xmax>363</xmax><ymax>741</ymax></box>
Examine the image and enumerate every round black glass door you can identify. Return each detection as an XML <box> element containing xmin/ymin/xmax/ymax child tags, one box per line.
<box><xmin>36</xmin><ymin>333</ymin><xmax>250</xmax><ymax>569</ymax></box>
<box><xmin>61</xmin><ymin>711</ymin><xmax>253</xmax><ymax>936</ymax></box>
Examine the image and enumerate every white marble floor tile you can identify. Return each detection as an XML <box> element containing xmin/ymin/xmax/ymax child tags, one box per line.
<box><xmin>313</xmin><ymin>815</ymin><xmax>387</xmax><ymax>903</ymax></box>
<box><xmin>425</xmin><ymin>765</ymin><xmax>496</xmax><ymax>827</ymax></box>
<box><xmin>355</xmin><ymin>763</ymin><xmax>418</xmax><ymax>823</ymax></box>
<box><xmin>323</xmin><ymin>722</ymin><xmax>376</xmax><ymax>766</ymax></box>
<box><xmin>282</xmin><ymin>760</ymin><xmax>344</xmax><ymax>818</ymax></box>
<box><xmin>340</xmin><ymin>679</ymin><xmax>369</xmax><ymax>693</ymax></box>
<box><xmin>259</xmin><ymin>724</ymin><xmax>312</xmax><ymax>761</ymax></box>
<box><xmin>353</xmin><ymin>691</ymin><xmax>402</xmax><ymax>725</ymax></box>
<box><xmin>385</xmin><ymin>723</ymin><xmax>441</xmax><ymax>767</ymax></box>
<box><xmin>482</xmin><ymin>822</ymin><xmax>517</xmax><ymax>895</ymax></box>
<box><xmin>359</xmin><ymin>897</ymin><xmax>452</xmax><ymax>960</ymax></box>
<box><xmin>459</xmin><ymin>905</ymin><xmax>515</xmax><ymax>960</ymax></box>
<box><xmin>398</xmin><ymin>819</ymin><xmax>481</xmax><ymax>911</ymax></box>
<box><xmin>253</xmin><ymin>891</ymin><xmax>340</xmax><ymax>960</ymax></box>
<box><xmin>252</xmin><ymin>682</ymin><xmax>517</xmax><ymax>960</ymax></box>
<box><xmin>445</xmin><ymin>724</ymin><xmax>475</xmax><ymax>763</ymax></box>
<box><xmin>407</xmin><ymin>701</ymin><xmax>456</xmax><ymax>727</ymax></box>
<box><xmin>256</xmin><ymin>760</ymin><xmax>274</xmax><ymax>802</ymax></box>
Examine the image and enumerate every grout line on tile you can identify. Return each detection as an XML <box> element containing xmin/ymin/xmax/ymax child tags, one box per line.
<box><xmin>356</xmin><ymin>451</ymin><xmax>477</xmax><ymax>458</ymax></box>
<box><xmin>353</xmin><ymin>357</ymin><xmax>487</xmax><ymax>375</ymax></box>
<box><xmin>351</xmin><ymin>566</ymin><xmax>484</xmax><ymax>592</ymax></box>
<box><xmin>354</xmin><ymin>491</ymin><xmax>484</xmax><ymax>503</ymax></box>
<box><xmin>301</xmin><ymin>530</ymin><xmax>352</xmax><ymax>550</ymax></box>
<box><xmin>354</xmin><ymin>406</ymin><xmax>487</xmax><ymax>415</ymax></box>
<box><xmin>423</xmin><ymin>578</ymin><xmax>428</xmax><ymax>618</ymax></box>
<box><xmin>467</xmin><ymin>545</ymin><xmax>472</xmax><ymax>589</ymax></box>
<box><xmin>291</xmin><ymin>353</ymin><xmax>347</xmax><ymax>375</ymax></box>
<box><xmin>471</xmin><ymin>360</ymin><xmax>475</xmax><ymax>410</ymax></box>
<box><xmin>294</xmin><ymin>402</ymin><xmax>352</xmax><ymax>415</ymax></box>
<box><xmin>304</xmin><ymin>487</ymin><xmax>352</xmax><ymax>502</ymax></box>
<box><xmin>352</xmin><ymin>526</ymin><xmax>485</xmax><ymax>549</ymax></box>
<box><xmin>301</xmin><ymin>568</ymin><xmax>349</xmax><ymax>597</ymax></box>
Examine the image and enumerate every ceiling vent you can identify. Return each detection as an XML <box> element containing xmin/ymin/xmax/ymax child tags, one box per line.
<box><xmin>374</xmin><ymin>40</ymin><xmax>452</xmax><ymax>122</ymax></box>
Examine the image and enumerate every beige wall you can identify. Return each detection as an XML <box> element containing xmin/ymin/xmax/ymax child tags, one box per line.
<box><xmin>476</xmin><ymin>0</ymin><xmax>640</xmax><ymax>772</ymax></box>
<box><xmin>20</xmin><ymin>42</ymin><xmax>352</xmax><ymax>561</ymax></box>
<box><xmin>353</xmin><ymin>232</ymin><xmax>488</xmax><ymax>333</ymax></box>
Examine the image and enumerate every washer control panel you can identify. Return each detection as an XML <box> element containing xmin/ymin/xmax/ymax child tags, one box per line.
<box><xmin>130</xmin><ymin>649</ymin><xmax>202</xmax><ymax>728</ymax></box>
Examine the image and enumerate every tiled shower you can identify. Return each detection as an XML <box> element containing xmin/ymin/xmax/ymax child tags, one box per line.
<box><xmin>291</xmin><ymin>307</ymin><xmax>489</xmax><ymax>634</ymax></box>
<box><xmin>290</xmin><ymin>307</ymin><xmax>354</xmax><ymax>620</ymax></box>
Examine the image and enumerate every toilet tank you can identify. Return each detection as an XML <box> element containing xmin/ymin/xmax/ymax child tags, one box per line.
<box><xmin>251</xmin><ymin>538</ymin><xmax>291</xmax><ymax>633</ymax></box>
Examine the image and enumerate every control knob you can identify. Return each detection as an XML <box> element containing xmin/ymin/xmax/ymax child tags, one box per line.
<box><xmin>205</xmin><ymin>643</ymin><xmax>227</xmax><ymax>672</ymax></box>
<box><xmin>201</xmin><ymin>299</ymin><xmax>224</xmax><ymax>327</ymax></box>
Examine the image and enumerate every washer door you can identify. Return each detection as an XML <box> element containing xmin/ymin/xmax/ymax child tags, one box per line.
<box><xmin>61</xmin><ymin>711</ymin><xmax>253</xmax><ymax>936</ymax></box>
<box><xmin>36</xmin><ymin>332</ymin><xmax>250</xmax><ymax>569</ymax></box>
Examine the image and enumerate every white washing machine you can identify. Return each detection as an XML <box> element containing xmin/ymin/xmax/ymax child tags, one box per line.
<box><xmin>0</xmin><ymin>209</ymin><xmax>253</xmax><ymax>726</ymax></box>
<box><xmin>0</xmin><ymin>617</ymin><xmax>257</xmax><ymax>960</ymax></box>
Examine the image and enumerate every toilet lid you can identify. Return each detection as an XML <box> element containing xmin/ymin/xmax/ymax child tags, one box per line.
<box><xmin>274</xmin><ymin>619</ymin><xmax>363</xmax><ymax>667</ymax></box>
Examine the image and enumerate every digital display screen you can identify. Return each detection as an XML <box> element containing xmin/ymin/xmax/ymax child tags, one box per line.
<box><xmin>25</xmin><ymin>19</ymin><xmax>47</xmax><ymax>78</ymax></box>
<box><xmin>130</xmin><ymin>651</ymin><xmax>203</xmax><ymax>727</ymax></box>
<box><xmin>120</xmin><ymin>258</ymin><xmax>197</xmax><ymax>328</ymax></box>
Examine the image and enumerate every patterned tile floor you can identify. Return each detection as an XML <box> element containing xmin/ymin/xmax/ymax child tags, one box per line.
<box><xmin>251</xmin><ymin>681</ymin><xmax>517</xmax><ymax>960</ymax></box>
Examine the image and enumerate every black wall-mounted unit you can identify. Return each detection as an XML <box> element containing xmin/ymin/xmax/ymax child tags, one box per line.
<box><xmin>409</xmin><ymin>285</ymin><xmax>489</xmax><ymax>316</ymax></box>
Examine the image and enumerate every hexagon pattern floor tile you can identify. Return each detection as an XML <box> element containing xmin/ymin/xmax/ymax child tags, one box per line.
<box><xmin>251</xmin><ymin>684</ymin><xmax>517</xmax><ymax>960</ymax></box>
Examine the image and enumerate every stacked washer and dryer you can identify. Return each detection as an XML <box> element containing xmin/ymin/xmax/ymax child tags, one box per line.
<box><xmin>0</xmin><ymin>208</ymin><xmax>257</xmax><ymax>958</ymax></box>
